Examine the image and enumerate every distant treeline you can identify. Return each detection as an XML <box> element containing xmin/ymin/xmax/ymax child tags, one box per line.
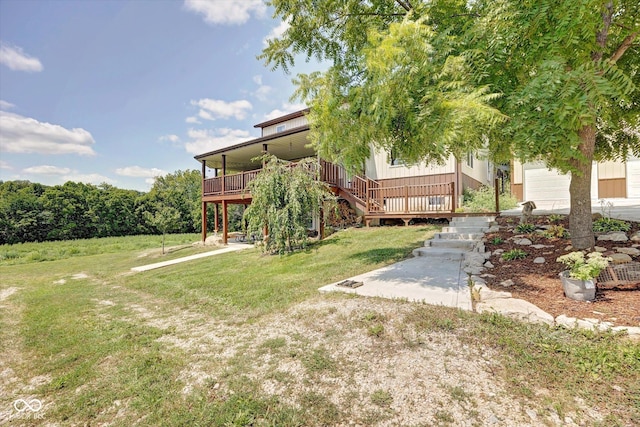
<box><xmin>0</xmin><ymin>169</ymin><xmax>242</xmax><ymax>245</ymax></box>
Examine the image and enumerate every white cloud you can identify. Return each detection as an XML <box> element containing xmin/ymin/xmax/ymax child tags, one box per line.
<box><xmin>184</xmin><ymin>127</ymin><xmax>251</xmax><ymax>154</ymax></box>
<box><xmin>0</xmin><ymin>111</ymin><xmax>96</xmax><ymax>156</ymax></box>
<box><xmin>183</xmin><ymin>0</ymin><xmax>266</xmax><ymax>25</ymax></box>
<box><xmin>186</xmin><ymin>116</ymin><xmax>201</xmax><ymax>124</ymax></box>
<box><xmin>252</xmin><ymin>74</ymin><xmax>272</xmax><ymax>101</ymax></box>
<box><xmin>0</xmin><ymin>100</ymin><xmax>15</xmax><ymax>111</ymax></box>
<box><xmin>263</xmin><ymin>20</ymin><xmax>290</xmax><ymax>46</ymax></box>
<box><xmin>191</xmin><ymin>98</ymin><xmax>252</xmax><ymax>121</ymax></box>
<box><xmin>23</xmin><ymin>165</ymin><xmax>72</xmax><ymax>175</ymax></box>
<box><xmin>0</xmin><ymin>160</ymin><xmax>12</xmax><ymax>170</ymax></box>
<box><xmin>0</xmin><ymin>42</ymin><xmax>43</xmax><ymax>72</ymax></box>
<box><xmin>159</xmin><ymin>134</ymin><xmax>180</xmax><ymax>143</ymax></box>
<box><xmin>115</xmin><ymin>166</ymin><xmax>167</xmax><ymax>178</ymax></box>
<box><xmin>263</xmin><ymin>102</ymin><xmax>307</xmax><ymax>121</ymax></box>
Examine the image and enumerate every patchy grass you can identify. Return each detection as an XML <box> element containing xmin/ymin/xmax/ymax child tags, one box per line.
<box><xmin>1</xmin><ymin>225</ymin><xmax>638</xmax><ymax>426</ymax></box>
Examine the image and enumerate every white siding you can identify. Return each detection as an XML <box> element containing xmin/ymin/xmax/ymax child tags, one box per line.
<box><xmin>262</xmin><ymin>116</ymin><xmax>309</xmax><ymax>136</ymax></box>
<box><xmin>365</xmin><ymin>148</ymin><xmax>456</xmax><ymax>180</ymax></box>
<box><xmin>512</xmin><ymin>160</ymin><xmax>523</xmax><ymax>184</ymax></box>
<box><xmin>460</xmin><ymin>152</ymin><xmax>491</xmax><ymax>186</ymax></box>
<box><xmin>523</xmin><ymin>163</ymin><xmax>599</xmax><ymax>202</ymax></box>
<box><xmin>598</xmin><ymin>160</ymin><xmax>626</xmax><ymax>179</ymax></box>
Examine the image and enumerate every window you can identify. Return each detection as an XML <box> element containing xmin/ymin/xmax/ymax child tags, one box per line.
<box><xmin>276</xmin><ymin>124</ymin><xmax>286</xmax><ymax>133</ymax></box>
<box><xmin>466</xmin><ymin>152</ymin><xmax>474</xmax><ymax>168</ymax></box>
<box><xmin>389</xmin><ymin>149</ymin><xmax>403</xmax><ymax>166</ymax></box>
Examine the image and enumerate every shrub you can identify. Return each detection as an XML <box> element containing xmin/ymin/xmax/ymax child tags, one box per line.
<box><xmin>490</xmin><ymin>236</ymin><xmax>504</xmax><ymax>245</ymax></box>
<box><xmin>543</xmin><ymin>225</ymin><xmax>569</xmax><ymax>239</ymax></box>
<box><xmin>548</xmin><ymin>214</ymin><xmax>565</xmax><ymax>223</ymax></box>
<box><xmin>592</xmin><ymin>217</ymin><xmax>630</xmax><ymax>233</ymax></box>
<box><xmin>515</xmin><ymin>223</ymin><xmax>536</xmax><ymax>233</ymax></box>
<box><xmin>501</xmin><ymin>249</ymin><xmax>528</xmax><ymax>260</ymax></box>
<box><xmin>557</xmin><ymin>251</ymin><xmax>611</xmax><ymax>281</ymax></box>
<box><xmin>461</xmin><ymin>186</ymin><xmax>518</xmax><ymax>213</ymax></box>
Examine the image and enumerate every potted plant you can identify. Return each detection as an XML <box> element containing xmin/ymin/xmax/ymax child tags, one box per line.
<box><xmin>556</xmin><ymin>251</ymin><xmax>611</xmax><ymax>301</ymax></box>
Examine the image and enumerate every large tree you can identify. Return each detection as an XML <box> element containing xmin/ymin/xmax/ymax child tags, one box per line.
<box><xmin>261</xmin><ymin>0</ymin><xmax>639</xmax><ymax>249</ymax></box>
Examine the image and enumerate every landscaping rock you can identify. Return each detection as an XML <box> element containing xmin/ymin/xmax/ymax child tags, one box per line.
<box><xmin>564</xmin><ymin>245</ymin><xmax>573</xmax><ymax>251</ymax></box>
<box><xmin>614</xmin><ymin>247</ymin><xmax>640</xmax><ymax>256</ymax></box>
<box><xmin>533</xmin><ymin>257</ymin><xmax>545</xmax><ymax>264</ymax></box>
<box><xmin>477</xmin><ymin>297</ymin><xmax>555</xmax><ymax>325</ymax></box>
<box><xmin>555</xmin><ymin>315</ymin><xmax>577</xmax><ymax>328</ymax></box>
<box><xmin>514</xmin><ymin>238</ymin><xmax>532</xmax><ymax>246</ymax></box>
<box><xmin>594</xmin><ymin>246</ymin><xmax>607</xmax><ymax>252</ymax></box>
<box><xmin>484</xmin><ymin>261</ymin><xmax>494</xmax><ymax>268</ymax></box>
<box><xmin>499</xmin><ymin>279</ymin><xmax>514</xmax><ymax>287</ymax></box>
<box><xmin>631</xmin><ymin>231</ymin><xmax>640</xmax><ymax>242</ymax></box>
<box><xmin>493</xmin><ymin>249</ymin><xmax>504</xmax><ymax>256</ymax></box>
<box><xmin>610</xmin><ymin>253</ymin><xmax>633</xmax><ymax>264</ymax></box>
<box><xmin>597</xmin><ymin>231</ymin><xmax>628</xmax><ymax>242</ymax></box>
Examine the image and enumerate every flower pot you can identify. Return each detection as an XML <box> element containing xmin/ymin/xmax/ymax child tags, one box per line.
<box><xmin>559</xmin><ymin>271</ymin><xmax>596</xmax><ymax>301</ymax></box>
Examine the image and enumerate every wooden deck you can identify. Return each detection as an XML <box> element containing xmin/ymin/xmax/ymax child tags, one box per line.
<box><xmin>201</xmin><ymin>160</ymin><xmax>461</xmax><ymax>221</ymax></box>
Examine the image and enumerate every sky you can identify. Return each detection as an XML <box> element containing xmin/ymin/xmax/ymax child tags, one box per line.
<box><xmin>0</xmin><ymin>0</ymin><xmax>316</xmax><ymax>191</ymax></box>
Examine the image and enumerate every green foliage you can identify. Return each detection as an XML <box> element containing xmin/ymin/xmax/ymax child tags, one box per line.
<box><xmin>548</xmin><ymin>214</ymin><xmax>565</xmax><ymax>224</ymax></box>
<box><xmin>557</xmin><ymin>251</ymin><xmax>611</xmax><ymax>281</ymax></box>
<box><xmin>144</xmin><ymin>204</ymin><xmax>181</xmax><ymax>254</ymax></box>
<box><xmin>592</xmin><ymin>217</ymin><xmax>631</xmax><ymax>233</ymax></box>
<box><xmin>490</xmin><ymin>236</ymin><xmax>504</xmax><ymax>245</ymax></box>
<box><xmin>501</xmin><ymin>249</ymin><xmax>528</xmax><ymax>261</ymax></box>
<box><xmin>243</xmin><ymin>156</ymin><xmax>336</xmax><ymax>254</ymax></box>
<box><xmin>543</xmin><ymin>225</ymin><xmax>569</xmax><ymax>239</ymax></box>
<box><xmin>515</xmin><ymin>223</ymin><xmax>536</xmax><ymax>234</ymax></box>
<box><xmin>461</xmin><ymin>186</ymin><xmax>518</xmax><ymax>213</ymax></box>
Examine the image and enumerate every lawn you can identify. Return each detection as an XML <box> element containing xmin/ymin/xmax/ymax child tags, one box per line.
<box><xmin>0</xmin><ymin>226</ymin><xmax>638</xmax><ymax>426</ymax></box>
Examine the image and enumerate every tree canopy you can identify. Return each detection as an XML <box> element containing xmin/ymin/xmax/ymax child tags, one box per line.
<box><xmin>261</xmin><ymin>0</ymin><xmax>639</xmax><ymax>248</ymax></box>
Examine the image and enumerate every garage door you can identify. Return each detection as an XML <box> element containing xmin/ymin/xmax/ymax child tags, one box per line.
<box><xmin>628</xmin><ymin>159</ymin><xmax>640</xmax><ymax>198</ymax></box>
<box><xmin>524</xmin><ymin>167</ymin><xmax>571</xmax><ymax>201</ymax></box>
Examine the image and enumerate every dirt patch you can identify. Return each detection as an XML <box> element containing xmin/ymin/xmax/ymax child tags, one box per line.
<box><xmin>0</xmin><ymin>287</ymin><xmax>19</xmax><ymax>302</ymax></box>
<box><xmin>484</xmin><ymin>215</ymin><xmax>640</xmax><ymax>327</ymax></box>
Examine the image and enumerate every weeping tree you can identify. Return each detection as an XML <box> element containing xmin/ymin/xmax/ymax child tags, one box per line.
<box><xmin>261</xmin><ymin>0</ymin><xmax>639</xmax><ymax>249</ymax></box>
<box><xmin>243</xmin><ymin>156</ymin><xmax>336</xmax><ymax>255</ymax></box>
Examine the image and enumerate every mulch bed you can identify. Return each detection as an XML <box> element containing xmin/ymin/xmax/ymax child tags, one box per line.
<box><xmin>482</xmin><ymin>215</ymin><xmax>640</xmax><ymax>327</ymax></box>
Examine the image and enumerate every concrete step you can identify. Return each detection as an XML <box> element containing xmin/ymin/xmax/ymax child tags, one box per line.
<box><xmin>412</xmin><ymin>247</ymin><xmax>466</xmax><ymax>260</ymax></box>
<box><xmin>426</xmin><ymin>239</ymin><xmax>477</xmax><ymax>250</ymax></box>
<box><xmin>435</xmin><ymin>232</ymin><xmax>484</xmax><ymax>240</ymax></box>
<box><xmin>441</xmin><ymin>226</ymin><xmax>488</xmax><ymax>233</ymax></box>
<box><xmin>450</xmin><ymin>216</ymin><xmax>495</xmax><ymax>224</ymax></box>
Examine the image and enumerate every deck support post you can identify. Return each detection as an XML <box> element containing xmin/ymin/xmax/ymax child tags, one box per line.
<box><xmin>451</xmin><ymin>182</ymin><xmax>457</xmax><ymax>212</ymax></box>
<box><xmin>214</xmin><ymin>203</ymin><xmax>219</xmax><ymax>233</ymax></box>
<box><xmin>222</xmin><ymin>200</ymin><xmax>229</xmax><ymax>245</ymax></box>
<box><xmin>494</xmin><ymin>178</ymin><xmax>500</xmax><ymax>213</ymax></box>
<box><xmin>402</xmin><ymin>218</ymin><xmax>410</xmax><ymax>226</ymax></box>
<box><xmin>202</xmin><ymin>201</ymin><xmax>207</xmax><ymax>242</ymax></box>
<box><xmin>319</xmin><ymin>206</ymin><xmax>325</xmax><ymax>240</ymax></box>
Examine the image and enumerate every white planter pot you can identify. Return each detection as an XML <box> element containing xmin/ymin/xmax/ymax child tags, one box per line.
<box><xmin>559</xmin><ymin>271</ymin><xmax>596</xmax><ymax>301</ymax></box>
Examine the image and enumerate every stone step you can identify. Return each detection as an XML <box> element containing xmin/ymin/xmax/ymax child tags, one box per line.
<box><xmin>441</xmin><ymin>226</ymin><xmax>488</xmax><ymax>233</ymax></box>
<box><xmin>450</xmin><ymin>216</ymin><xmax>495</xmax><ymax>225</ymax></box>
<box><xmin>426</xmin><ymin>239</ymin><xmax>477</xmax><ymax>250</ymax></box>
<box><xmin>435</xmin><ymin>232</ymin><xmax>484</xmax><ymax>240</ymax></box>
<box><xmin>412</xmin><ymin>247</ymin><xmax>466</xmax><ymax>260</ymax></box>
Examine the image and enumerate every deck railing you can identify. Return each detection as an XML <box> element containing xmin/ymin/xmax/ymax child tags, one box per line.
<box><xmin>202</xmin><ymin>160</ymin><xmax>456</xmax><ymax>215</ymax></box>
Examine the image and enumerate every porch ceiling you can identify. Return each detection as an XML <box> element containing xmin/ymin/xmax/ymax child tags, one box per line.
<box><xmin>194</xmin><ymin>126</ymin><xmax>314</xmax><ymax>171</ymax></box>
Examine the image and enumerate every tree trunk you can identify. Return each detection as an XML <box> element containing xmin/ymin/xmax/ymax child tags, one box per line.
<box><xmin>569</xmin><ymin>126</ymin><xmax>596</xmax><ymax>249</ymax></box>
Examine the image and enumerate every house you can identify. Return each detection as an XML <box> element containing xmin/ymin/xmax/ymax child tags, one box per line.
<box><xmin>194</xmin><ymin>109</ymin><xmax>494</xmax><ymax>243</ymax></box>
<box><xmin>511</xmin><ymin>158</ymin><xmax>640</xmax><ymax>202</ymax></box>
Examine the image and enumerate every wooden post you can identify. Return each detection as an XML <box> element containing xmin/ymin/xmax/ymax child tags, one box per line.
<box><xmin>202</xmin><ymin>201</ymin><xmax>207</xmax><ymax>242</ymax></box>
<box><xmin>201</xmin><ymin>160</ymin><xmax>207</xmax><ymax>242</ymax></box>
<box><xmin>222</xmin><ymin>200</ymin><xmax>228</xmax><ymax>245</ymax></box>
<box><xmin>365</xmin><ymin>179</ymin><xmax>370</xmax><ymax>213</ymax></box>
<box><xmin>319</xmin><ymin>206</ymin><xmax>325</xmax><ymax>240</ymax></box>
<box><xmin>214</xmin><ymin>203</ymin><xmax>219</xmax><ymax>233</ymax></box>
<box><xmin>451</xmin><ymin>182</ymin><xmax>457</xmax><ymax>212</ymax></box>
<box><xmin>221</xmin><ymin>155</ymin><xmax>226</xmax><ymax>194</ymax></box>
<box><xmin>404</xmin><ymin>185</ymin><xmax>409</xmax><ymax>213</ymax></box>
<box><xmin>494</xmin><ymin>177</ymin><xmax>500</xmax><ymax>213</ymax></box>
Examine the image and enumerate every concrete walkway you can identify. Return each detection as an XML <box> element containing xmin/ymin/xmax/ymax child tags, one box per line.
<box><xmin>319</xmin><ymin>216</ymin><xmax>640</xmax><ymax>334</ymax></box>
<box><xmin>131</xmin><ymin>242</ymin><xmax>253</xmax><ymax>272</ymax></box>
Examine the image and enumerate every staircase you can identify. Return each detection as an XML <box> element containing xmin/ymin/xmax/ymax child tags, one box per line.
<box><xmin>412</xmin><ymin>216</ymin><xmax>496</xmax><ymax>261</ymax></box>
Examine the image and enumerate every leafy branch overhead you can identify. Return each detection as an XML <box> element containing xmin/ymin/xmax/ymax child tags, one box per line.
<box><xmin>262</xmin><ymin>0</ymin><xmax>639</xmax><ymax>250</ymax></box>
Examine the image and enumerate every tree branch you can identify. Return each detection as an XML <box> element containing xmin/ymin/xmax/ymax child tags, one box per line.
<box><xmin>609</xmin><ymin>31</ymin><xmax>639</xmax><ymax>64</ymax></box>
<box><xmin>395</xmin><ymin>0</ymin><xmax>412</xmax><ymax>12</ymax></box>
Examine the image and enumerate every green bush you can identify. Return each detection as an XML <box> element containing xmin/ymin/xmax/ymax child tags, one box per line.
<box><xmin>515</xmin><ymin>223</ymin><xmax>536</xmax><ymax>233</ymax></box>
<box><xmin>501</xmin><ymin>249</ymin><xmax>528</xmax><ymax>261</ymax></box>
<box><xmin>592</xmin><ymin>217</ymin><xmax>630</xmax><ymax>233</ymax></box>
<box><xmin>461</xmin><ymin>186</ymin><xmax>518</xmax><ymax>213</ymax></box>
<box><xmin>543</xmin><ymin>225</ymin><xmax>569</xmax><ymax>239</ymax></box>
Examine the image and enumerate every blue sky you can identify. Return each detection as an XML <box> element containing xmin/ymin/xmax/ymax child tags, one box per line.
<box><xmin>0</xmin><ymin>0</ymin><xmax>313</xmax><ymax>191</ymax></box>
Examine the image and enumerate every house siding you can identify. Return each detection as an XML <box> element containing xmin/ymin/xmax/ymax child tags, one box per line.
<box><xmin>262</xmin><ymin>116</ymin><xmax>309</xmax><ymax>136</ymax></box>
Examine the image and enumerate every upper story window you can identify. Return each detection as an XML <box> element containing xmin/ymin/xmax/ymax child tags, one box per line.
<box><xmin>389</xmin><ymin>149</ymin><xmax>404</xmax><ymax>166</ymax></box>
<box><xmin>466</xmin><ymin>152</ymin><xmax>474</xmax><ymax>168</ymax></box>
<box><xmin>276</xmin><ymin>124</ymin><xmax>286</xmax><ymax>133</ymax></box>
